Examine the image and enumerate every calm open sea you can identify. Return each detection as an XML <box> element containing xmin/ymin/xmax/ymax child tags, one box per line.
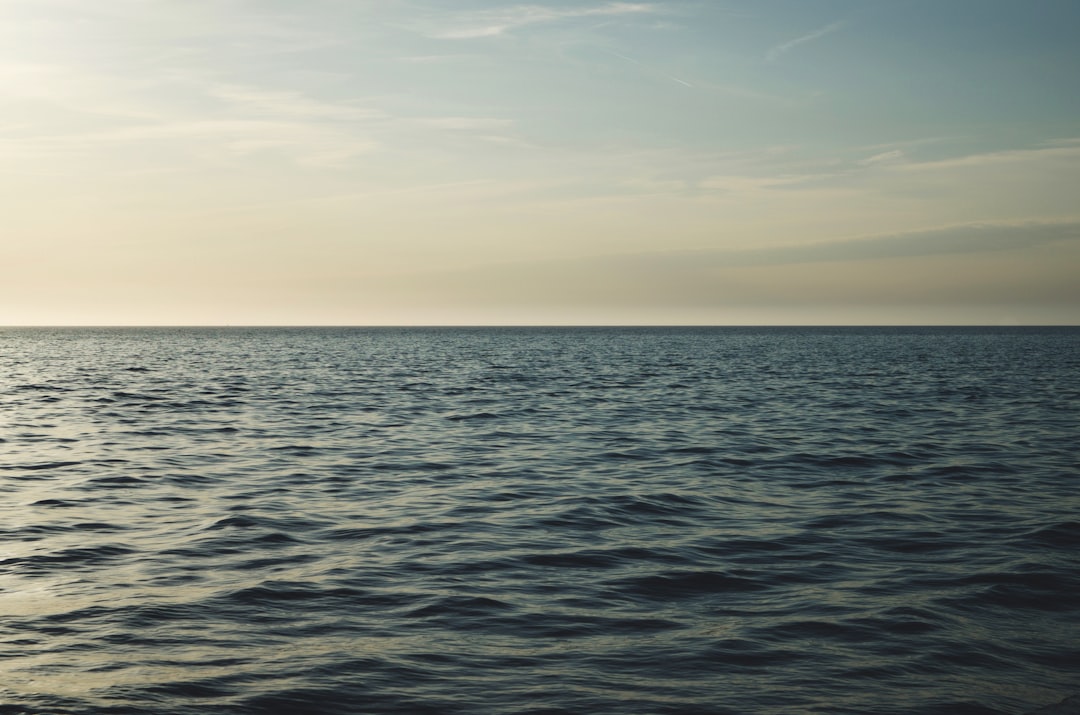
<box><xmin>1</xmin><ymin>327</ymin><xmax>1078</xmax><ymax>714</ymax></box>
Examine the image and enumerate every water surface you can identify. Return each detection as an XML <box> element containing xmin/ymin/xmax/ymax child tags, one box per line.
<box><xmin>2</xmin><ymin>327</ymin><xmax>1078</xmax><ymax>714</ymax></box>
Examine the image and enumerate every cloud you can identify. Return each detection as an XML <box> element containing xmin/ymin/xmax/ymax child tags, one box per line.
<box><xmin>698</xmin><ymin>173</ymin><xmax>827</xmax><ymax>194</ymax></box>
<box><xmin>376</xmin><ymin>220</ymin><xmax>1080</xmax><ymax>314</ymax></box>
<box><xmin>427</xmin><ymin>2</ymin><xmax>659</xmax><ymax>39</ymax></box>
<box><xmin>713</xmin><ymin>220</ymin><xmax>1080</xmax><ymax>266</ymax></box>
<box><xmin>410</xmin><ymin>117</ymin><xmax>514</xmax><ymax>131</ymax></box>
<box><xmin>601</xmin><ymin>49</ymin><xmax>694</xmax><ymax>88</ymax></box>
<box><xmin>859</xmin><ymin>149</ymin><xmax>904</xmax><ymax>166</ymax></box>
<box><xmin>2</xmin><ymin>119</ymin><xmax>379</xmax><ymax>169</ymax></box>
<box><xmin>493</xmin><ymin>220</ymin><xmax>1080</xmax><ymax>276</ymax></box>
<box><xmin>766</xmin><ymin>21</ymin><xmax>845</xmax><ymax>62</ymax></box>
<box><xmin>393</xmin><ymin>54</ymin><xmax>474</xmax><ymax>64</ymax></box>
<box><xmin>207</xmin><ymin>84</ymin><xmax>381</xmax><ymax>121</ymax></box>
<box><xmin>0</xmin><ymin>62</ymin><xmax>161</xmax><ymax>120</ymax></box>
<box><xmin>430</xmin><ymin>219</ymin><xmax>1080</xmax><ymax>280</ymax></box>
<box><xmin>897</xmin><ymin>144</ymin><xmax>1080</xmax><ymax>171</ymax></box>
<box><xmin>668</xmin><ymin>139</ymin><xmax>1080</xmax><ymax>208</ymax></box>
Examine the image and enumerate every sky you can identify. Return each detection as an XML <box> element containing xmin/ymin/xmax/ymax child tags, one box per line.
<box><xmin>2</xmin><ymin>0</ymin><xmax>1078</xmax><ymax>325</ymax></box>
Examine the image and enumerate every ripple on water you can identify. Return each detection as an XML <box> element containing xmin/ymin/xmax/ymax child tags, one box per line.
<box><xmin>0</xmin><ymin>326</ymin><xmax>1077</xmax><ymax>715</ymax></box>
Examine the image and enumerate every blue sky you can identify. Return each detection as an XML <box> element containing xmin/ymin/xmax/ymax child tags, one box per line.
<box><xmin>2</xmin><ymin>0</ymin><xmax>1078</xmax><ymax>324</ymax></box>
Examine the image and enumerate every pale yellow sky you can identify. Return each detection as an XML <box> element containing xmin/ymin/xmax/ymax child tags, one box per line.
<box><xmin>2</xmin><ymin>1</ymin><xmax>1078</xmax><ymax>325</ymax></box>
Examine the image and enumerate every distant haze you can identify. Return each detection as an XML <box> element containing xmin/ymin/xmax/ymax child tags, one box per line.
<box><xmin>2</xmin><ymin>0</ymin><xmax>1078</xmax><ymax>325</ymax></box>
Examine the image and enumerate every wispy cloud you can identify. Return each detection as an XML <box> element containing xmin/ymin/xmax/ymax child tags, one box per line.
<box><xmin>897</xmin><ymin>144</ymin><xmax>1080</xmax><ymax>171</ymax></box>
<box><xmin>697</xmin><ymin>173</ymin><xmax>828</xmax><ymax>194</ymax></box>
<box><xmin>766</xmin><ymin>21</ymin><xmax>845</xmax><ymax>61</ymax></box>
<box><xmin>360</xmin><ymin>219</ymin><xmax>1080</xmax><ymax>316</ymax></box>
<box><xmin>410</xmin><ymin>117</ymin><xmax>514</xmax><ymax>131</ymax></box>
<box><xmin>1</xmin><ymin>119</ymin><xmax>379</xmax><ymax>169</ymax></box>
<box><xmin>717</xmin><ymin>220</ymin><xmax>1080</xmax><ymax>266</ymax></box>
<box><xmin>208</xmin><ymin>84</ymin><xmax>382</xmax><ymax>121</ymax></box>
<box><xmin>858</xmin><ymin>149</ymin><xmax>904</xmax><ymax>166</ymax></box>
<box><xmin>450</xmin><ymin>220</ymin><xmax>1080</xmax><ymax>275</ymax></box>
<box><xmin>428</xmin><ymin>2</ymin><xmax>659</xmax><ymax>39</ymax></box>
<box><xmin>602</xmin><ymin>48</ymin><xmax>693</xmax><ymax>88</ymax></box>
<box><xmin>393</xmin><ymin>54</ymin><xmax>474</xmax><ymax>64</ymax></box>
<box><xmin>690</xmin><ymin>139</ymin><xmax>1080</xmax><ymax>198</ymax></box>
<box><xmin>0</xmin><ymin>62</ymin><xmax>161</xmax><ymax>120</ymax></box>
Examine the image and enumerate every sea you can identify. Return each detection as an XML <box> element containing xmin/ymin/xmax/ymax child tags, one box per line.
<box><xmin>1</xmin><ymin>326</ymin><xmax>1077</xmax><ymax>715</ymax></box>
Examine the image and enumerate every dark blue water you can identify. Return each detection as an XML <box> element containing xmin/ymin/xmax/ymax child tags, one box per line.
<box><xmin>2</xmin><ymin>327</ymin><xmax>1078</xmax><ymax>714</ymax></box>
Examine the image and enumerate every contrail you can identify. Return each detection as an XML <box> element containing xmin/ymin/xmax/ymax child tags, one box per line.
<box><xmin>603</xmin><ymin>48</ymin><xmax>693</xmax><ymax>88</ymax></box>
<box><xmin>766</xmin><ymin>21</ymin><xmax>845</xmax><ymax>61</ymax></box>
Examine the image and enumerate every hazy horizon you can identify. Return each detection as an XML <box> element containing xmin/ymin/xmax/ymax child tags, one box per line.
<box><xmin>4</xmin><ymin>323</ymin><xmax>1078</xmax><ymax>329</ymax></box>
<box><xmin>3</xmin><ymin>0</ymin><xmax>1078</xmax><ymax>326</ymax></box>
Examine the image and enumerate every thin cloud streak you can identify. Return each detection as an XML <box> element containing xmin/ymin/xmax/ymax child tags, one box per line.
<box><xmin>897</xmin><ymin>144</ymin><xmax>1080</xmax><ymax>171</ymax></box>
<box><xmin>381</xmin><ymin>220</ymin><xmax>1080</xmax><ymax>315</ymax></box>
<box><xmin>410</xmin><ymin>117</ymin><xmax>514</xmax><ymax>130</ymax></box>
<box><xmin>766</xmin><ymin>21</ymin><xmax>845</xmax><ymax>61</ymax></box>
<box><xmin>559</xmin><ymin>220</ymin><xmax>1080</xmax><ymax>271</ymax></box>
<box><xmin>429</xmin><ymin>2</ymin><xmax>659</xmax><ymax>39</ymax></box>
<box><xmin>207</xmin><ymin>84</ymin><xmax>382</xmax><ymax>121</ymax></box>
<box><xmin>602</xmin><ymin>49</ymin><xmax>693</xmax><ymax>88</ymax></box>
<box><xmin>408</xmin><ymin>220</ymin><xmax>1080</xmax><ymax>282</ymax></box>
<box><xmin>0</xmin><ymin>119</ymin><xmax>380</xmax><ymax>168</ymax></box>
<box><xmin>708</xmin><ymin>220</ymin><xmax>1080</xmax><ymax>267</ymax></box>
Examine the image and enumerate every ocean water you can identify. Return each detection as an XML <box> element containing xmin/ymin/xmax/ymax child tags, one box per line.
<box><xmin>1</xmin><ymin>326</ymin><xmax>1078</xmax><ymax>715</ymax></box>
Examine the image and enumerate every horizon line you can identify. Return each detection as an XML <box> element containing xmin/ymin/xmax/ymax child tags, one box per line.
<box><xmin>3</xmin><ymin>324</ymin><xmax>1077</xmax><ymax>329</ymax></box>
